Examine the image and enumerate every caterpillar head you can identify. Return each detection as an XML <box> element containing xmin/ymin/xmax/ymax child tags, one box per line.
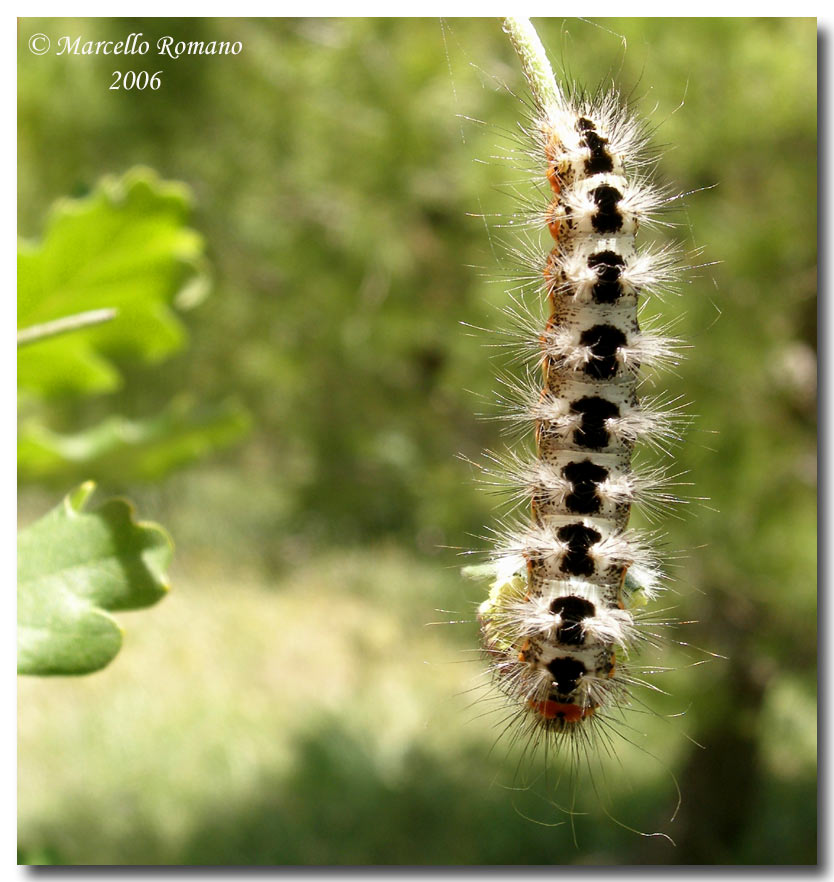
<box><xmin>477</xmin><ymin>561</ymin><xmax>633</xmax><ymax>729</ymax></box>
<box><xmin>519</xmin><ymin>638</ymin><xmax>616</xmax><ymax>729</ymax></box>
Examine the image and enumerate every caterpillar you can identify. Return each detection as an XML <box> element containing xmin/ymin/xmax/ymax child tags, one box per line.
<box><xmin>464</xmin><ymin>18</ymin><xmax>693</xmax><ymax>798</ymax></box>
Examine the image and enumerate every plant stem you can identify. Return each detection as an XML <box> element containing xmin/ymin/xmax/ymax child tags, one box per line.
<box><xmin>17</xmin><ymin>308</ymin><xmax>118</xmax><ymax>348</ymax></box>
<box><xmin>502</xmin><ymin>17</ymin><xmax>562</xmax><ymax>111</ymax></box>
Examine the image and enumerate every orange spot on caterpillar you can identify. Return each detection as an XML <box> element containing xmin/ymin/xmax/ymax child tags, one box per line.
<box><xmin>544</xmin><ymin>133</ymin><xmax>566</xmax><ymax>195</ymax></box>
<box><xmin>543</xmin><ymin>251</ymin><xmax>559</xmax><ymax>291</ymax></box>
<box><xmin>547</xmin><ymin>164</ymin><xmax>561</xmax><ymax>195</ymax></box>
<box><xmin>544</xmin><ymin>134</ymin><xmax>561</xmax><ymax>160</ymax></box>
<box><xmin>529</xmin><ymin>700</ymin><xmax>594</xmax><ymax>723</ymax></box>
<box><xmin>546</xmin><ymin>201</ymin><xmax>561</xmax><ymax>240</ymax></box>
<box><xmin>616</xmin><ymin>568</ymin><xmax>628</xmax><ymax>608</ymax></box>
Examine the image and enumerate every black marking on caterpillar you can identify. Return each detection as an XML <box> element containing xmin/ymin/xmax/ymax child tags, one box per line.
<box><xmin>588</xmin><ymin>251</ymin><xmax>627</xmax><ymax>303</ymax></box>
<box><xmin>562</xmin><ymin>459</ymin><xmax>609</xmax><ymax>514</ymax></box>
<box><xmin>578</xmin><ymin>325</ymin><xmax>628</xmax><ymax>379</ymax></box>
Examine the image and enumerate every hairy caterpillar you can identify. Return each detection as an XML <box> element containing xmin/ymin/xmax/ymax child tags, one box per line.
<box><xmin>464</xmin><ymin>18</ymin><xmax>694</xmax><ymax>805</ymax></box>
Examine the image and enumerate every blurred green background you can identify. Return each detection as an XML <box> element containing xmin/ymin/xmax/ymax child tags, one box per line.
<box><xmin>17</xmin><ymin>17</ymin><xmax>816</xmax><ymax>865</ymax></box>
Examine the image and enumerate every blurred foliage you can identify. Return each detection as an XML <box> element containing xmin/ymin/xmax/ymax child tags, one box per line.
<box><xmin>19</xmin><ymin>395</ymin><xmax>251</xmax><ymax>483</ymax></box>
<box><xmin>17</xmin><ymin>482</ymin><xmax>172</xmax><ymax>675</ymax></box>
<box><xmin>18</xmin><ymin>169</ymin><xmax>251</xmax><ymax>485</ymax></box>
<box><xmin>18</xmin><ymin>17</ymin><xmax>816</xmax><ymax>865</ymax></box>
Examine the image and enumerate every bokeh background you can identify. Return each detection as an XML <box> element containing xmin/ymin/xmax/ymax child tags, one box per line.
<box><xmin>17</xmin><ymin>17</ymin><xmax>817</xmax><ymax>865</ymax></box>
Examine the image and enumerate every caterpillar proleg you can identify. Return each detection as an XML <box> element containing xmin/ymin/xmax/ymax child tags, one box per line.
<box><xmin>464</xmin><ymin>18</ymin><xmax>694</xmax><ymax>801</ymax></box>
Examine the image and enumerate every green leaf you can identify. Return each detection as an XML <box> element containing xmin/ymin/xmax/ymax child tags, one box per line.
<box><xmin>17</xmin><ymin>482</ymin><xmax>173</xmax><ymax>676</ymax></box>
<box><xmin>18</xmin><ymin>168</ymin><xmax>209</xmax><ymax>399</ymax></box>
<box><xmin>18</xmin><ymin>398</ymin><xmax>252</xmax><ymax>485</ymax></box>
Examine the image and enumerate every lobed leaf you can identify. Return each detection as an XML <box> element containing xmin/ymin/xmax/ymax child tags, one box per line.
<box><xmin>17</xmin><ymin>483</ymin><xmax>173</xmax><ymax>676</ymax></box>
<box><xmin>18</xmin><ymin>168</ymin><xmax>208</xmax><ymax>399</ymax></box>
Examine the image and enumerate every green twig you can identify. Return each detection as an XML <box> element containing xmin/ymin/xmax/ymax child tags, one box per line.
<box><xmin>502</xmin><ymin>17</ymin><xmax>562</xmax><ymax>111</ymax></box>
<box><xmin>17</xmin><ymin>308</ymin><xmax>118</xmax><ymax>348</ymax></box>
